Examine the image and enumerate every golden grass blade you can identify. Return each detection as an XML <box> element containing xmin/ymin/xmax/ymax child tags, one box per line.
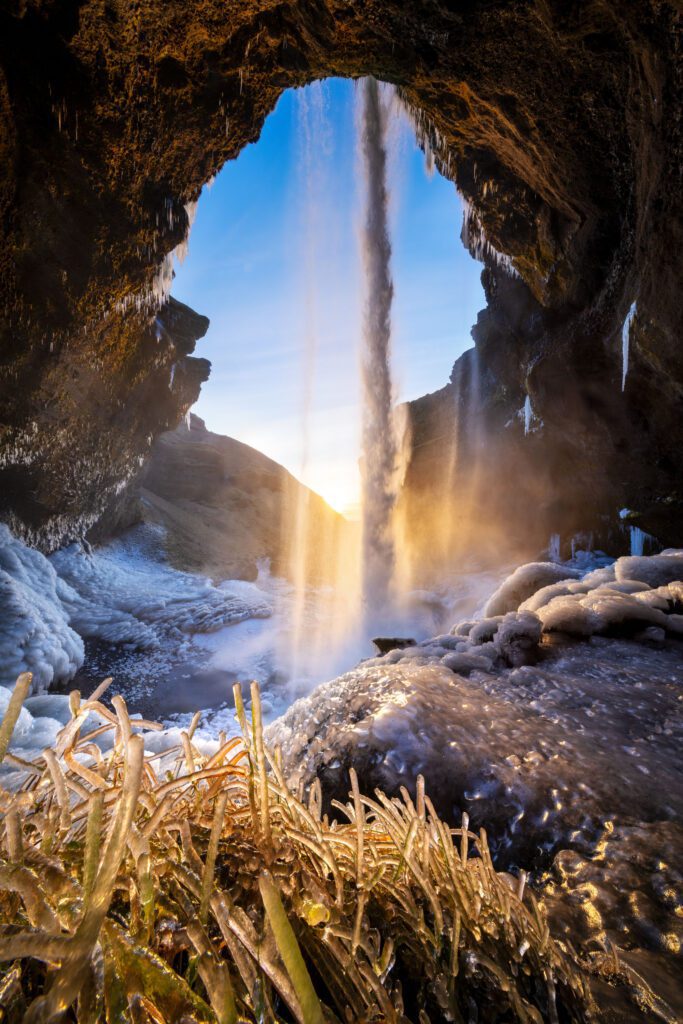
<box><xmin>258</xmin><ymin>870</ymin><xmax>325</xmax><ymax>1024</ymax></box>
<box><xmin>250</xmin><ymin>681</ymin><xmax>271</xmax><ymax>846</ymax></box>
<box><xmin>200</xmin><ymin>787</ymin><xmax>229</xmax><ymax>924</ymax></box>
<box><xmin>0</xmin><ymin>671</ymin><xmax>32</xmax><ymax>763</ymax></box>
<box><xmin>82</xmin><ymin>790</ymin><xmax>104</xmax><ymax>900</ymax></box>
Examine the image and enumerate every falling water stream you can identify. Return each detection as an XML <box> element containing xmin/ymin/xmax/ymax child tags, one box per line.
<box><xmin>358</xmin><ymin>77</ymin><xmax>399</xmax><ymax>617</ymax></box>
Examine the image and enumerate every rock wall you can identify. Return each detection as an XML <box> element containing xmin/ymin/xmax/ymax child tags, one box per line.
<box><xmin>0</xmin><ymin>1</ymin><xmax>680</xmax><ymax>550</ymax></box>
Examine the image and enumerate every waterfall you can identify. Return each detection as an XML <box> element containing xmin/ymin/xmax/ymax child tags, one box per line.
<box><xmin>358</xmin><ymin>77</ymin><xmax>398</xmax><ymax>611</ymax></box>
<box><xmin>280</xmin><ymin>82</ymin><xmax>364</xmax><ymax>692</ymax></box>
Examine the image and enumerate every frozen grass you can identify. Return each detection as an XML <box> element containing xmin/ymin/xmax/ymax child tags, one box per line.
<box><xmin>0</xmin><ymin>674</ymin><xmax>595</xmax><ymax>1023</ymax></box>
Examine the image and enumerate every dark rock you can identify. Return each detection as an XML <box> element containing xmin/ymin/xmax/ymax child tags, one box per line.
<box><xmin>372</xmin><ymin>636</ymin><xmax>416</xmax><ymax>655</ymax></box>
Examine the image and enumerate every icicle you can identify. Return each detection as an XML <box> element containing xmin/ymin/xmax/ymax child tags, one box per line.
<box><xmin>621</xmin><ymin>301</ymin><xmax>636</xmax><ymax>392</ymax></box>
<box><xmin>524</xmin><ymin>395</ymin><xmax>532</xmax><ymax>435</ymax></box>
<box><xmin>630</xmin><ymin>526</ymin><xmax>645</xmax><ymax>556</ymax></box>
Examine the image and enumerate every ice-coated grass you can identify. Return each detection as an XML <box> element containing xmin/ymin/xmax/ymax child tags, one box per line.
<box><xmin>0</xmin><ymin>674</ymin><xmax>596</xmax><ymax>1023</ymax></box>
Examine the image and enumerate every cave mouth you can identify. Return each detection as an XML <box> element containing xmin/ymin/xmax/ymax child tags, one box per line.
<box><xmin>5</xmin><ymin>3</ymin><xmax>679</xmax><ymax>555</ymax></box>
<box><xmin>144</xmin><ymin>75</ymin><xmax>497</xmax><ymax>692</ymax></box>
<box><xmin>169</xmin><ymin>76</ymin><xmax>485</xmax><ymax>520</ymax></box>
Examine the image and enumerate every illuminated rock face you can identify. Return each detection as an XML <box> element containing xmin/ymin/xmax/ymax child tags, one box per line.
<box><xmin>0</xmin><ymin>2</ymin><xmax>680</xmax><ymax>548</ymax></box>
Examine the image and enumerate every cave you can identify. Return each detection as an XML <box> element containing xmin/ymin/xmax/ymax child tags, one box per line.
<box><xmin>1</xmin><ymin>1</ymin><xmax>681</xmax><ymax>553</ymax></box>
<box><xmin>0</xmin><ymin>3</ymin><xmax>682</xmax><ymax>1022</ymax></box>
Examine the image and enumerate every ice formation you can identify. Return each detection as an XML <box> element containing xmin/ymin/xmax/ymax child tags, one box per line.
<box><xmin>0</xmin><ymin>524</ymin><xmax>84</xmax><ymax>692</ymax></box>
<box><xmin>621</xmin><ymin>300</ymin><xmax>636</xmax><ymax>391</ymax></box>
<box><xmin>0</xmin><ymin>685</ymin><xmax>220</xmax><ymax>786</ymax></box>
<box><xmin>484</xmin><ymin>561</ymin><xmax>581</xmax><ymax>616</ymax></box>
<box><xmin>548</xmin><ymin>533</ymin><xmax>561</xmax><ymax>562</ymax></box>
<box><xmin>461</xmin><ymin>197</ymin><xmax>519</xmax><ymax>277</ymax></box>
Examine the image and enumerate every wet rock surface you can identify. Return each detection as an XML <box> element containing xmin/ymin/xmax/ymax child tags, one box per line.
<box><xmin>0</xmin><ymin>2</ymin><xmax>681</xmax><ymax>549</ymax></box>
<box><xmin>270</xmin><ymin>638</ymin><xmax>683</xmax><ymax>867</ymax></box>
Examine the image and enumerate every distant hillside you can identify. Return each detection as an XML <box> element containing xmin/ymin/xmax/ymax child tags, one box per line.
<box><xmin>90</xmin><ymin>414</ymin><xmax>349</xmax><ymax>582</ymax></box>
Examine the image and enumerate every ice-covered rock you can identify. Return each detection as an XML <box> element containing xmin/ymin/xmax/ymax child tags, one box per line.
<box><xmin>269</xmin><ymin>637</ymin><xmax>683</xmax><ymax>875</ymax></box>
<box><xmin>493</xmin><ymin>610</ymin><xmax>542</xmax><ymax>665</ymax></box>
<box><xmin>0</xmin><ymin>525</ymin><xmax>84</xmax><ymax>692</ymax></box>
<box><xmin>468</xmin><ymin>615</ymin><xmax>502</xmax><ymax>645</ymax></box>
<box><xmin>483</xmin><ymin>562</ymin><xmax>581</xmax><ymax>617</ymax></box>
<box><xmin>441</xmin><ymin>650</ymin><xmax>494</xmax><ymax>673</ymax></box>
<box><xmin>615</xmin><ymin>549</ymin><xmax>683</xmax><ymax>588</ymax></box>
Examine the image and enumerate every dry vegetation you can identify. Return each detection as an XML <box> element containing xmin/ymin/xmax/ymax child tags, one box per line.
<box><xmin>0</xmin><ymin>673</ymin><xmax>596</xmax><ymax>1023</ymax></box>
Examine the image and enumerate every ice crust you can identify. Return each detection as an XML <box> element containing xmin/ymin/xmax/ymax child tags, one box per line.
<box><xmin>0</xmin><ymin>523</ymin><xmax>272</xmax><ymax>693</ymax></box>
<box><xmin>0</xmin><ymin>525</ymin><xmax>84</xmax><ymax>692</ymax></box>
<box><xmin>483</xmin><ymin>562</ymin><xmax>582</xmax><ymax>617</ymax></box>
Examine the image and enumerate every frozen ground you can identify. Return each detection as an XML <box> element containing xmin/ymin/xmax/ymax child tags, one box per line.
<box><xmin>1</xmin><ymin>520</ymin><xmax>506</xmax><ymax>738</ymax></box>
<box><xmin>0</xmin><ymin>522</ymin><xmax>271</xmax><ymax>695</ymax></box>
<box><xmin>1</xmin><ymin>536</ymin><xmax>682</xmax><ymax>1016</ymax></box>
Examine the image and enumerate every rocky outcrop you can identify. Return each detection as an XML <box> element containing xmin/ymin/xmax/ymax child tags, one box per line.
<box><xmin>90</xmin><ymin>414</ymin><xmax>348</xmax><ymax>583</ymax></box>
<box><xmin>0</xmin><ymin>293</ymin><xmax>210</xmax><ymax>550</ymax></box>
<box><xmin>0</xmin><ymin>1</ymin><xmax>680</xmax><ymax>551</ymax></box>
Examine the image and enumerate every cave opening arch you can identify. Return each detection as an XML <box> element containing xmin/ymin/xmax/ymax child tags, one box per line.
<box><xmin>0</xmin><ymin>1</ymin><xmax>679</xmax><ymax>551</ymax></box>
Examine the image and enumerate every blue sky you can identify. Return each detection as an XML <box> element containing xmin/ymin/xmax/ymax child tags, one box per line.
<box><xmin>172</xmin><ymin>78</ymin><xmax>485</xmax><ymax>515</ymax></box>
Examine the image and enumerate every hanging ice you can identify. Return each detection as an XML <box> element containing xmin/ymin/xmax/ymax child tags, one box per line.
<box><xmin>621</xmin><ymin>301</ymin><xmax>636</xmax><ymax>392</ymax></box>
<box><xmin>630</xmin><ymin>526</ymin><xmax>645</xmax><ymax>556</ymax></box>
<box><xmin>460</xmin><ymin>197</ymin><xmax>519</xmax><ymax>278</ymax></box>
<box><xmin>548</xmin><ymin>533</ymin><xmax>561</xmax><ymax>562</ymax></box>
<box><xmin>524</xmin><ymin>395</ymin><xmax>532</xmax><ymax>435</ymax></box>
